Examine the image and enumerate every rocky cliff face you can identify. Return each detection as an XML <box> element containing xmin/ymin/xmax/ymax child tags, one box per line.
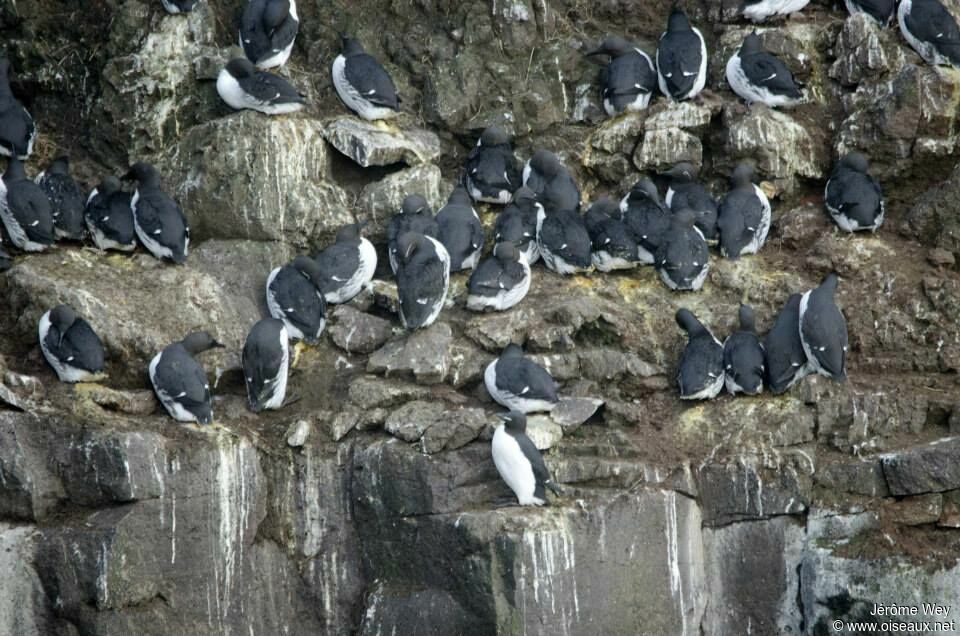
<box><xmin>2</xmin><ymin>0</ymin><xmax>960</xmax><ymax>634</ymax></box>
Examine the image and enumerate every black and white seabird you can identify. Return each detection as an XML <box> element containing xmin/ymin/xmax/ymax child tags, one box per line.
<box><xmin>395</xmin><ymin>232</ymin><xmax>450</xmax><ymax>330</ymax></box>
<box><xmin>845</xmin><ymin>0</ymin><xmax>895</xmax><ymax>25</ymax></box>
<box><xmin>898</xmin><ymin>0</ymin><xmax>960</xmax><ymax>66</ymax></box>
<box><xmin>161</xmin><ymin>0</ymin><xmax>198</xmax><ymax>13</ymax></box>
<box><xmin>217</xmin><ymin>57</ymin><xmax>305</xmax><ymax>115</ymax></box>
<box><xmin>655</xmin><ymin>206</ymin><xmax>709</xmax><ymax>291</ymax></box>
<box><xmin>664</xmin><ymin>162</ymin><xmax>718</xmax><ymax>244</ymax></box>
<box><xmin>436</xmin><ymin>186</ymin><xmax>484</xmax><ymax>271</ymax></box>
<box><xmin>240</xmin><ymin>0</ymin><xmax>299</xmax><ymax>69</ymax></box>
<box><xmin>242</xmin><ymin>317</ymin><xmax>290</xmax><ymax>412</ymax></box>
<box><xmin>492</xmin><ymin>411</ymin><xmax>563</xmax><ymax>506</ymax></box>
<box><xmin>494</xmin><ymin>187</ymin><xmax>541</xmax><ymax>265</ymax></box>
<box><xmin>726</xmin><ymin>33</ymin><xmax>803</xmax><ymax>108</ymax></box>
<box><xmin>388</xmin><ymin>194</ymin><xmax>439</xmax><ymax>273</ymax></box>
<box><xmin>36</xmin><ymin>156</ymin><xmax>85</xmax><ymax>240</ymax></box>
<box><xmin>466</xmin><ymin>241</ymin><xmax>531</xmax><ymax>312</ymax></box>
<box><xmin>312</xmin><ymin>222</ymin><xmax>377</xmax><ymax>304</ymax></box>
<box><xmin>332</xmin><ymin>36</ymin><xmax>401</xmax><ymax>120</ymax></box>
<box><xmin>1</xmin><ymin>158</ymin><xmax>55</xmax><ymax>252</ymax></box>
<box><xmin>824</xmin><ymin>152</ymin><xmax>884</xmax><ymax>232</ymax></box>
<box><xmin>266</xmin><ymin>255</ymin><xmax>328</xmax><ymax>343</ymax></box>
<box><xmin>38</xmin><ymin>305</ymin><xmax>106</xmax><ymax>383</ymax></box>
<box><xmin>0</xmin><ymin>58</ymin><xmax>36</xmax><ymax>160</ymax></box>
<box><xmin>536</xmin><ymin>206</ymin><xmax>593</xmax><ymax>274</ymax></box>
<box><xmin>619</xmin><ymin>177</ymin><xmax>672</xmax><ymax>264</ymax></box>
<box><xmin>764</xmin><ymin>293</ymin><xmax>812</xmax><ymax>394</ymax></box>
<box><xmin>522</xmin><ymin>149</ymin><xmax>581</xmax><ymax>213</ymax></box>
<box><xmin>85</xmin><ymin>176</ymin><xmax>137</xmax><ymax>252</ymax></box>
<box><xmin>585</xmin><ymin>196</ymin><xmax>639</xmax><ymax>272</ymax></box>
<box><xmin>717</xmin><ymin>162</ymin><xmax>771</xmax><ymax>259</ymax></box>
<box><xmin>723</xmin><ymin>304</ymin><xmax>765</xmax><ymax>396</ymax></box>
<box><xmin>149</xmin><ymin>331</ymin><xmax>223</xmax><ymax>424</ymax></box>
<box><xmin>656</xmin><ymin>9</ymin><xmax>708</xmax><ymax>101</ymax></box>
<box><xmin>675</xmin><ymin>308</ymin><xmax>725</xmax><ymax>400</ymax></box>
<box><xmin>799</xmin><ymin>273</ymin><xmax>848</xmax><ymax>380</ymax></box>
<box><xmin>742</xmin><ymin>0</ymin><xmax>810</xmax><ymax>22</ymax></box>
<box><xmin>585</xmin><ymin>36</ymin><xmax>658</xmax><ymax>115</ymax></box>
<box><xmin>123</xmin><ymin>162</ymin><xmax>189</xmax><ymax>263</ymax></box>
<box><xmin>484</xmin><ymin>343</ymin><xmax>559</xmax><ymax>413</ymax></box>
<box><xmin>464</xmin><ymin>125</ymin><xmax>521</xmax><ymax>204</ymax></box>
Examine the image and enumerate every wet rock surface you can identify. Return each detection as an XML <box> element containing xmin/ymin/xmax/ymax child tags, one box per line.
<box><xmin>2</xmin><ymin>0</ymin><xmax>960</xmax><ymax>634</ymax></box>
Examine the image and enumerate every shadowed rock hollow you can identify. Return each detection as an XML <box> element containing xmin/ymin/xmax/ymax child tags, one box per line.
<box><xmin>1</xmin><ymin>0</ymin><xmax>960</xmax><ymax>634</ymax></box>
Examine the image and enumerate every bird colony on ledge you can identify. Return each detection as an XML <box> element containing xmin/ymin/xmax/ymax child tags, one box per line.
<box><xmin>1</xmin><ymin>0</ymin><xmax>951</xmax><ymax>506</ymax></box>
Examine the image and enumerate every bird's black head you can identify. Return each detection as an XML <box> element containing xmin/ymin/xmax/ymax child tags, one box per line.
<box><xmin>741</xmin><ymin>32</ymin><xmax>764</xmax><ymax>55</ymax></box>
<box><xmin>49</xmin><ymin>304</ymin><xmax>79</xmax><ymax>335</ymax></box>
<box><xmin>400</xmin><ymin>194</ymin><xmax>429</xmax><ymax>216</ymax></box>
<box><xmin>396</xmin><ymin>232</ymin><xmax>426</xmax><ymax>263</ymax></box>
<box><xmin>122</xmin><ymin>162</ymin><xmax>161</xmax><ymax>187</ymax></box>
<box><xmin>479</xmin><ymin>125</ymin><xmax>510</xmax><ymax>147</ymax></box>
<box><xmin>49</xmin><ymin>156</ymin><xmax>71</xmax><ymax>175</ymax></box>
<box><xmin>587</xmin><ymin>196</ymin><xmax>618</xmax><ymax>219</ymax></box>
<box><xmin>675</xmin><ymin>308</ymin><xmax>705</xmax><ymax>336</ymax></box>
<box><xmin>730</xmin><ymin>161</ymin><xmax>756</xmax><ymax>187</ymax></box>
<box><xmin>820</xmin><ymin>272</ymin><xmax>839</xmax><ymax>294</ymax></box>
<box><xmin>226</xmin><ymin>57</ymin><xmax>257</xmax><ymax>79</ymax></box>
<box><xmin>530</xmin><ymin>149</ymin><xmax>562</xmax><ymax>177</ymax></box>
<box><xmin>497</xmin><ymin>410</ymin><xmax>527</xmax><ymax>433</ymax></box>
<box><xmin>447</xmin><ymin>185</ymin><xmax>472</xmax><ymax>206</ymax></box>
<box><xmin>493</xmin><ymin>241</ymin><xmax>520</xmax><ymax>262</ymax></box>
<box><xmin>3</xmin><ymin>157</ymin><xmax>27</xmax><ymax>182</ymax></box>
<box><xmin>671</xmin><ymin>205</ymin><xmax>698</xmax><ymax>228</ymax></box>
<box><xmin>335</xmin><ymin>222</ymin><xmax>362</xmax><ymax>243</ymax></box>
<box><xmin>738</xmin><ymin>303</ymin><xmax>756</xmax><ymax>333</ymax></box>
<box><xmin>512</xmin><ymin>186</ymin><xmax>537</xmax><ymax>206</ymax></box>
<box><xmin>341</xmin><ymin>36</ymin><xmax>365</xmax><ymax>56</ymax></box>
<box><xmin>586</xmin><ymin>35</ymin><xmax>633</xmax><ymax>58</ymax></box>
<box><xmin>99</xmin><ymin>175</ymin><xmax>122</xmax><ymax>195</ymax></box>
<box><xmin>665</xmin><ymin>162</ymin><xmax>698</xmax><ymax>183</ymax></box>
<box><xmin>291</xmin><ymin>254</ymin><xmax>324</xmax><ymax>281</ymax></box>
<box><xmin>839</xmin><ymin>152</ymin><xmax>869</xmax><ymax>173</ymax></box>
<box><xmin>667</xmin><ymin>8</ymin><xmax>692</xmax><ymax>32</ymax></box>
<box><xmin>631</xmin><ymin>177</ymin><xmax>660</xmax><ymax>201</ymax></box>
<box><xmin>181</xmin><ymin>331</ymin><xmax>224</xmax><ymax>355</ymax></box>
<box><xmin>501</xmin><ymin>342</ymin><xmax>524</xmax><ymax>358</ymax></box>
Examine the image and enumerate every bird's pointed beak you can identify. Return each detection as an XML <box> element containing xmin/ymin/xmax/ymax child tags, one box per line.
<box><xmin>212</xmin><ymin>340</ymin><xmax>226</xmax><ymax>349</ymax></box>
<box><xmin>584</xmin><ymin>46</ymin><xmax>606</xmax><ymax>57</ymax></box>
<box><xmin>496</xmin><ymin>412</ymin><xmax>511</xmax><ymax>422</ymax></box>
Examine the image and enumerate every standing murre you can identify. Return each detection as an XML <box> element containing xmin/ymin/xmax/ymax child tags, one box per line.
<box><xmin>484</xmin><ymin>343</ymin><xmax>559</xmax><ymax>413</ymax></box>
<box><xmin>123</xmin><ymin>162</ymin><xmax>189</xmax><ymax>263</ymax></box>
<box><xmin>85</xmin><ymin>176</ymin><xmax>137</xmax><ymax>252</ymax></box>
<box><xmin>824</xmin><ymin>152</ymin><xmax>884</xmax><ymax>232</ymax></box>
<box><xmin>898</xmin><ymin>0</ymin><xmax>960</xmax><ymax>66</ymax></box>
<box><xmin>240</xmin><ymin>0</ymin><xmax>299</xmax><ymax>69</ymax></box>
<box><xmin>217</xmin><ymin>57</ymin><xmax>305</xmax><ymax>115</ymax></box>
<box><xmin>388</xmin><ymin>194</ymin><xmax>439</xmax><ymax>273</ymax></box>
<box><xmin>726</xmin><ymin>32</ymin><xmax>804</xmax><ymax>108</ymax></box>
<box><xmin>717</xmin><ymin>162</ymin><xmax>771</xmax><ymax>259</ymax></box>
<box><xmin>522</xmin><ymin>149</ymin><xmax>581</xmax><ymax>213</ymax></box>
<box><xmin>466</xmin><ymin>241</ymin><xmax>531</xmax><ymax>312</ymax></box>
<box><xmin>395</xmin><ymin>232</ymin><xmax>450</xmax><ymax>330</ymax></box>
<box><xmin>764</xmin><ymin>293</ymin><xmax>812</xmax><ymax>394</ymax></box>
<box><xmin>723</xmin><ymin>304</ymin><xmax>765</xmax><ymax>395</ymax></box>
<box><xmin>494</xmin><ymin>187</ymin><xmax>541</xmax><ymax>265</ymax></box>
<box><xmin>655</xmin><ymin>205</ymin><xmax>709</xmax><ymax>291</ymax></box>
<box><xmin>149</xmin><ymin>331</ymin><xmax>223</xmax><ymax>424</ymax></box>
<box><xmin>585</xmin><ymin>36</ymin><xmax>657</xmax><ymax>115</ymax></box>
<box><xmin>464</xmin><ymin>125</ymin><xmax>521</xmax><ymax>204</ymax></box>
<box><xmin>585</xmin><ymin>196</ymin><xmax>639</xmax><ymax>272</ymax></box>
<box><xmin>266</xmin><ymin>255</ymin><xmax>328</xmax><ymax>343</ymax></box>
<box><xmin>36</xmin><ymin>156</ymin><xmax>85</xmax><ymax>240</ymax></box>
<box><xmin>492</xmin><ymin>411</ymin><xmax>563</xmax><ymax>506</ymax></box>
<box><xmin>619</xmin><ymin>177</ymin><xmax>672</xmax><ymax>264</ymax></box>
<box><xmin>242</xmin><ymin>317</ymin><xmax>290</xmax><ymax>412</ymax></box>
<box><xmin>1</xmin><ymin>157</ymin><xmax>55</xmax><ymax>252</ymax></box>
<box><xmin>38</xmin><ymin>305</ymin><xmax>106</xmax><ymax>383</ymax></box>
<box><xmin>0</xmin><ymin>57</ymin><xmax>36</xmax><ymax>160</ymax></box>
<box><xmin>656</xmin><ymin>8</ymin><xmax>708</xmax><ymax>101</ymax></box>
<box><xmin>742</xmin><ymin>0</ymin><xmax>810</xmax><ymax>22</ymax></box>
<box><xmin>664</xmin><ymin>162</ymin><xmax>718</xmax><ymax>244</ymax></box>
<box><xmin>675</xmin><ymin>308</ymin><xmax>725</xmax><ymax>400</ymax></box>
<box><xmin>436</xmin><ymin>186</ymin><xmax>484</xmax><ymax>271</ymax></box>
<box><xmin>799</xmin><ymin>273</ymin><xmax>849</xmax><ymax>381</ymax></box>
<box><xmin>312</xmin><ymin>222</ymin><xmax>377</xmax><ymax>304</ymax></box>
<box><xmin>332</xmin><ymin>36</ymin><xmax>400</xmax><ymax>121</ymax></box>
